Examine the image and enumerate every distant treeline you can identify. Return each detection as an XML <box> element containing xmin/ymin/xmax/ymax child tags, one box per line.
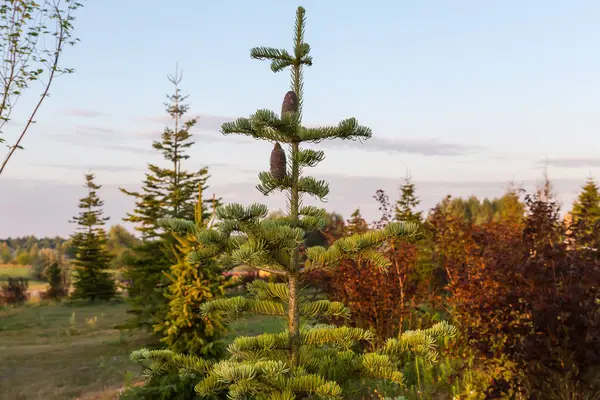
<box><xmin>0</xmin><ymin>192</ymin><xmax>531</xmax><ymax>267</ymax></box>
<box><xmin>0</xmin><ymin>225</ymin><xmax>140</xmax><ymax>269</ymax></box>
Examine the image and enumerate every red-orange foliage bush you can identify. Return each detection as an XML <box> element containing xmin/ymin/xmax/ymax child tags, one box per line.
<box><xmin>306</xmin><ymin>190</ymin><xmax>421</xmax><ymax>341</ymax></box>
<box><xmin>431</xmin><ymin>193</ymin><xmax>600</xmax><ymax>396</ymax></box>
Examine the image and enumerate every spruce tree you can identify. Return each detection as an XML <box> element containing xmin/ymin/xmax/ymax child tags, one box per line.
<box><xmin>495</xmin><ymin>186</ymin><xmax>525</xmax><ymax>225</ymax></box>
<box><xmin>44</xmin><ymin>260</ymin><xmax>67</xmax><ymax>300</ymax></box>
<box><xmin>394</xmin><ymin>173</ymin><xmax>422</xmax><ymax>225</ymax></box>
<box><xmin>570</xmin><ymin>177</ymin><xmax>600</xmax><ymax>249</ymax></box>
<box><xmin>131</xmin><ymin>7</ymin><xmax>456</xmax><ymax>398</ymax></box>
<box><xmin>347</xmin><ymin>209</ymin><xmax>369</xmax><ymax>235</ymax></box>
<box><xmin>70</xmin><ymin>173</ymin><xmax>116</xmax><ymax>301</ymax></box>
<box><xmin>120</xmin><ymin>68</ymin><xmax>218</xmax><ymax>333</ymax></box>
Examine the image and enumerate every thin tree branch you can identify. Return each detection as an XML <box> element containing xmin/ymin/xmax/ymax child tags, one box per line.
<box><xmin>0</xmin><ymin>2</ymin><xmax>66</xmax><ymax>175</ymax></box>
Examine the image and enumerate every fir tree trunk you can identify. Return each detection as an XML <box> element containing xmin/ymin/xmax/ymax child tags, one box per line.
<box><xmin>288</xmin><ymin>140</ymin><xmax>301</xmax><ymax>368</ymax></box>
<box><xmin>288</xmin><ymin>273</ymin><xmax>300</xmax><ymax>367</ymax></box>
<box><xmin>286</xmin><ymin>29</ymin><xmax>304</xmax><ymax>365</ymax></box>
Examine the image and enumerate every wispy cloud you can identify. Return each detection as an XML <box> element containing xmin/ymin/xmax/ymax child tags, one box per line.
<box><xmin>102</xmin><ymin>144</ymin><xmax>156</xmax><ymax>155</ymax></box>
<box><xmin>50</xmin><ymin>128</ymin><xmax>124</xmax><ymax>144</ymax></box>
<box><xmin>49</xmin><ymin>128</ymin><xmax>156</xmax><ymax>155</ymax></box>
<box><xmin>537</xmin><ymin>157</ymin><xmax>600</xmax><ymax>168</ymax></box>
<box><xmin>140</xmin><ymin>113</ymin><xmax>478</xmax><ymax>156</ymax></box>
<box><xmin>61</xmin><ymin>108</ymin><xmax>110</xmax><ymax>118</ymax></box>
<box><xmin>143</xmin><ymin>114</ymin><xmax>233</xmax><ymax>132</ymax></box>
<box><xmin>319</xmin><ymin>136</ymin><xmax>481</xmax><ymax>156</ymax></box>
<box><xmin>35</xmin><ymin>163</ymin><xmax>142</xmax><ymax>172</ymax></box>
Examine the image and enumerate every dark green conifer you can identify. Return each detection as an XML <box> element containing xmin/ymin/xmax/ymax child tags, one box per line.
<box><xmin>70</xmin><ymin>173</ymin><xmax>116</xmax><ymax>301</ymax></box>
<box><xmin>394</xmin><ymin>172</ymin><xmax>422</xmax><ymax>225</ymax></box>
<box><xmin>120</xmin><ymin>67</ymin><xmax>218</xmax><ymax>333</ymax></box>
<box><xmin>44</xmin><ymin>260</ymin><xmax>67</xmax><ymax>300</ymax></box>
<box><xmin>570</xmin><ymin>177</ymin><xmax>600</xmax><ymax>249</ymax></box>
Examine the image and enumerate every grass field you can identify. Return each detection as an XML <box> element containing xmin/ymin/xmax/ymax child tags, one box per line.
<box><xmin>0</xmin><ymin>299</ymin><xmax>284</xmax><ymax>400</ymax></box>
<box><xmin>0</xmin><ymin>264</ymin><xmax>47</xmax><ymax>292</ymax></box>
<box><xmin>0</xmin><ymin>264</ymin><xmax>126</xmax><ymax>292</ymax></box>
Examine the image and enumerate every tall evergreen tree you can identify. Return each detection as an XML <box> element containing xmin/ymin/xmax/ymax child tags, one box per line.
<box><xmin>120</xmin><ymin>68</ymin><xmax>218</xmax><ymax>333</ymax></box>
<box><xmin>394</xmin><ymin>172</ymin><xmax>422</xmax><ymax>225</ymax></box>
<box><xmin>132</xmin><ymin>7</ymin><xmax>456</xmax><ymax>398</ymax></box>
<box><xmin>570</xmin><ymin>177</ymin><xmax>600</xmax><ymax>249</ymax></box>
<box><xmin>70</xmin><ymin>173</ymin><xmax>116</xmax><ymax>301</ymax></box>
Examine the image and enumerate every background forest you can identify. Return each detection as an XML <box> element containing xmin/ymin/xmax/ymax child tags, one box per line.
<box><xmin>1</xmin><ymin>4</ymin><xmax>600</xmax><ymax>400</ymax></box>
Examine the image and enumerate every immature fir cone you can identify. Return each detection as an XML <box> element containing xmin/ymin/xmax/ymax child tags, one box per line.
<box><xmin>270</xmin><ymin>142</ymin><xmax>287</xmax><ymax>180</ymax></box>
<box><xmin>281</xmin><ymin>90</ymin><xmax>298</xmax><ymax>116</ymax></box>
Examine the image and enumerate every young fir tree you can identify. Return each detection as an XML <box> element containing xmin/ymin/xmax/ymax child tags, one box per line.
<box><xmin>347</xmin><ymin>209</ymin><xmax>369</xmax><ymax>235</ymax></box>
<box><xmin>70</xmin><ymin>173</ymin><xmax>116</xmax><ymax>301</ymax></box>
<box><xmin>394</xmin><ymin>172</ymin><xmax>422</xmax><ymax>225</ymax></box>
<box><xmin>120</xmin><ymin>68</ymin><xmax>218</xmax><ymax>333</ymax></box>
<box><xmin>570</xmin><ymin>177</ymin><xmax>600</xmax><ymax>249</ymax></box>
<box><xmin>155</xmin><ymin>187</ymin><xmax>227</xmax><ymax>357</ymax></box>
<box><xmin>131</xmin><ymin>7</ymin><xmax>456</xmax><ymax>398</ymax></box>
<box><xmin>495</xmin><ymin>186</ymin><xmax>525</xmax><ymax>225</ymax></box>
<box><xmin>44</xmin><ymin>260</ymin><xmax>67</xmax><ymax>300</ymax></box>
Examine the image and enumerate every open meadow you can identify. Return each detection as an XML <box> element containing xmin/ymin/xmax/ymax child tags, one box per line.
<box><xmin>0</xmin><ymin>297</ymin><xmax>284</xmax><ymax>400</ymax></box>
<box><xmin>0</xmin><ymin>264</ymin><xmax>47</xmax><ymax>293</ymax></box>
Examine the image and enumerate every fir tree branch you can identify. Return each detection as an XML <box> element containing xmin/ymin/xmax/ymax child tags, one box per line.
<box><xmin>201</xmin><ymin>296</ymin><xmax>287</xmax><ymax>321</ymax></box>
<box><xmin>130</xmin><ymin>348</ymin><xmax>213</xmax><ymax>379</ymax></box>
<box><xmin>157</xmin><ymin>217</ymin><xmax>198</xmax><ymax>235</ymax></box>
<box><xmin>359</xmin><ymin>353</ymin><xmax>405</xmax><ymax>385</ymax></box>
<box><xmin>295</xmin><ymin>148</ymin><xmax>325</xmax><ymax>168</ymax></box>
<box><xmin>298</xmin><ymin>118</ymin><xmax>372</xmax><ymax>143</ymax></box>
<box><xmin>299</xmin><ymin>206</ymin><xmax>327</xmax><ymax>218</ymax></box>
<box><xmin>301</xmin><ymin>325</ymin><xmax>375</xmax><ymax>350</ymax></box>
<box><xmin>220</xmin><ymin>117</ymin><xmax>257</xmax><ymax>138</ymax></box>
<box><xmin>300</xmin><ymin>300</ymin><xmax>351</xmax><ymax>320</ymax></box>
<box><xmin>247</xmin><ymin>280</ymin><xmax>290</xmax><ymax>301</ymax></box>
<box><xmin>221</xmin><ymin>110</ymin><xmax>299</xmax><ymax>143</ymax></box>
<box><xmin>378</xmin><ymin>322</ymin><xmax>458</xmax><ymax>364</ymax></box>
<box><xmin>252</xmin><ymin>109</ymin><xmax>299</xmax><ymax>141</ymax></box>
<box><xmin>297</xmin><ymin>176</ymin><xmax>330</xmax><ymax>200</ymax></box>
<box><xmin>257</xmin><ymin>171</ymin><xmax>290</xmax><ymax>196</ymax></box>
<box><xmin>250</xmin><ymin>47</ymin><xmax>295</xmax><ymax>72</ymax></box>
<box><xmin>302</xmin><ymin>221</ymin><xmax>419</xmax><ymax>273</ymax></box>
<box><xmin>283</xmin><ymin>373</ymin><xmax>342</xmax><ymax>398</ymax></box>
<box><xmin>217</xmin><ymin>203</ymin><xmax>270</xmax><ymax>221</ymax></box>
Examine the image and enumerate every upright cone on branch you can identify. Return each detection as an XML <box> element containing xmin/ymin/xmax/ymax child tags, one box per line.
<box><xmin>270</xmin><ymin>142</ymin><xmax>287</xmax><ymax>180</ymax></box>
<box><xmin>281</xmin><ymin>90</ymin><xmax>298</xmax><ymax>116</ymax></box>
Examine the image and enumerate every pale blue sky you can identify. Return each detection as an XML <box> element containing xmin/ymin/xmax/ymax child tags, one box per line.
<box><xmin>2</xmin><ymin>0</ymin><xmax>600</xmax><ymax>236</ymax></box>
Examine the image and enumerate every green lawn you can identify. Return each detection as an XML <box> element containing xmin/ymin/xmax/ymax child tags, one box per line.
<box><xmin>0</xmin><ymin>301</ymin><xmax>150</xmax><ymax>400</ymax></box>
<box><xmin>0</xmin><ymin>265</ymin><xmax>32</xmax><ymax>278</ymax></box>
<box><xmin>0</xmin><ymin>265</ymin><xmax>124</xmax><ymax>293</ymax></box>
<box><xmin>0</xmin><ymin>264</ymin><xmax>47</xmax><ymax>292</ymax></box>
<box><xmin>0</xmin><ymin>299</ymin><xmax>284</xmax><ymax>400</ymax></box>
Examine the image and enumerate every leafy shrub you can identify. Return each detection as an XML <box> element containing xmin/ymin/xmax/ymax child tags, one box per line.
<box><xmin>306</xmin><ymin>190</ymin><xmax>428</xmax><ymax>342</ymax></box>
<box><xmin>0</xmin><ymin>277</ymin><xmax>30</xmax><ymax>305</ymax></box>
<box><xmin>433</xmin><ymin>192</ymin><xmax>600</xmax><ymax>397</ymax></box>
